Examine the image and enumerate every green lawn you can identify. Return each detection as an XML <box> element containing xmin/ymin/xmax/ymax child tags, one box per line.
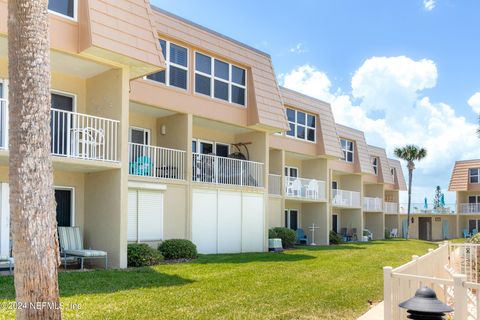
<box><xmin>0</xmin><ymin>239</ymin><xmax>435</xmax><ymax>320</ymax></box>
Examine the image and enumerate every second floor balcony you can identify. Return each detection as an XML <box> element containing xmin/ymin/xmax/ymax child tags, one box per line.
<box><xmin>192</xmin><ymin>153</ymin><xmax>264</xmax><ymax>188</ymax></box>
<box><xmin>0</xmin><ymin>101</ymin><xmax>120</xmax><ymax>163</ymax></box>
<box><xmin>384</xmin><ymin>202</ymin><xmax>399</xmax><ymax>214</ymax></box>
<box><xmin>460</xmin><ymin>203</ymin><xmax>480</xmax><ymax>215</ymax></box>
<box><xmin>129</xmin><ymin>143</ymin><xmax>186</xmax><ymax>180</ymax></box>
<box><xmin>363</xmin><ymin>197</ymin><xmax>383</xmax><ymax>212</ymax></box>
<box><xmin>284</xmin><ymin>176</ymin><xmax>326</xmax><ymax>201</ymax></box>
<box><xmin>332</xmin><ymin>189</ymin><xmax>361</xmax><ymax>208</ymax></box>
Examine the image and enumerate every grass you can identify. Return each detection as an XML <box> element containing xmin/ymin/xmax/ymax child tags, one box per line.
<box><xmin>0</xmin><ymin>239</ymin><xmax>436</xmax><ymax>320</ymax></box>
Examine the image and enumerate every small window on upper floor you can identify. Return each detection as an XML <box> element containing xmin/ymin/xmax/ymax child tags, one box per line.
<box><xmin>147</xmin><ymin>40</ymin><xmax>188</xmax><ymax>90</ymax></box>
<box><xmin>372</xmin><ymin>157</ymin><xmax>379</xmax><ymax>175</ymax></box>
<box><xmin>391</xmin><ymin>168</ymin><xmax>396</xmax><ymax>177</ymax></box>
<box><xmin>285</xmin><ymin>108</ymin><xmax>316</xmax><ymax>142</ymax></box>
<box><xmin>49</xmin><ymin>0</ymin><xmax>76</xmax><ymax>20</ymax></box>
<box><xmin>470</xmin><ymin>168</ymin><xmax>480</xmax><ymax>184</ymax></box>
<box><xmin>194</xmin><ymin>52</ymin><xmax>246</xmax><ymax>106</ymax></box>
<box><xmin>340</xmin><ymin>139</ymin><xmax>354</xmax><ymax>163</ymax></box>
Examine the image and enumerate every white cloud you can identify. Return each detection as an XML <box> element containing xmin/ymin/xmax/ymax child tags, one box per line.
<box><xmin>279</xmin><ymin>57</ymin><xmax>478</xmax><ymax>205</ymax></box>
<box><xmin>468</xmin><ymin>92</ymin><xmax>480</xmax><ymax>113</ymax></box>
<box><xmin>289</xmin><ymin>43</ymin><xmax>308</xmax><ymax>54</ymax></box>
<box><xmin>423</xmin><ymin>0</ymin><xmax>436</xmax><ymax>11</ymax></box>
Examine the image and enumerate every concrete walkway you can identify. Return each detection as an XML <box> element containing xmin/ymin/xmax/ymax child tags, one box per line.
<box><xmin>357</xmin><ymin>301</ymin><xmax>384</xmax><ymax>320</ymax></box>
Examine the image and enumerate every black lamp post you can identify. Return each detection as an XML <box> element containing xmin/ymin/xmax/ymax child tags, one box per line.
<box><xmin>399</xmin><ymin>287</ymin><xmax>453</xmax><ymax>320</ymax></box>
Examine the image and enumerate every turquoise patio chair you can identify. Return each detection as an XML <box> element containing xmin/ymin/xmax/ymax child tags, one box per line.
<box><xmin>463</xmin><ymin>229</ymin><xmax>471</xmax><ymax>238</ymax></box>
<box><xmin>296</xmin><ymin>228</ymin><xmax>308</xmax><ymax>245</ymax></box>
<box><xmin>473</xmin><ymin>229</ymin><xmax>478</xmax><ymax>236</ymax></box>
<box><xmin>129</xmin><ymin>156</ymin><xmax>153</xmax><ymax>176</ymax></box>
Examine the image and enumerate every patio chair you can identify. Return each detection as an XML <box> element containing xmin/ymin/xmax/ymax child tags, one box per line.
<box><xmin>363</xmin><ymin>229</ymin><xmax>373</xmax><ymax>241</ymax></box>
<box><xmin>305</xmin><ymin>179</ymin><xmax>319</xmax><ymax>199</ymax></box>
<box><xmin>348</xmin><ymin>228</ymin><xmax>358</xmax><ymax>241</ymax></box>
<box><xmin>130</xmin><ymin>156</ymin><xmax>153</xmax><ymax>176</ymax></box>
<box><xmin>58</xmin><ymin>226</ymin><xmax>107</xmax><ymax>270</ymax></box>
<box><xmin>286</xmin><ymin>179</ymin><xmax>302</xmax><ymax>197</ymax></box>
<box><xmin>340</xmin><ymin>228</ymin><xmax>350</xmax><ymax>242</ymax></box>
<box><xmin>296</xmin><ymin>228</ymin><xmax>308</xmax><ymax>245</ymax></box>
<box><xmin>473</xmin><ymin>229</ymin><xmax>479</xmax><ymax>236</ymax></box>
<box><xmin>390</xmin><ymin>228</ymin><xmax>398</xmax><ymax>238</ymax></box>
<box><xmin>0</xmin><ymin>241</ymin><xmax>13</xmax><ymax>274</ymax></box>
<box><xmin>463</xmin><ymin>229</ymin><xmax>471</xmax><ymax>238</ymax></box>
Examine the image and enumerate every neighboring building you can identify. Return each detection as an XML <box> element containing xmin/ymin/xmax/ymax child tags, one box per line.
<box><xmin>0</xmin><ymin>0</ymin><xmax>408</xmax><ymax>269</ymax></box>
<box><xmin>449</xmin><ymin>159</ymin><xmax>480</xmax><ymax>238</ymax></box>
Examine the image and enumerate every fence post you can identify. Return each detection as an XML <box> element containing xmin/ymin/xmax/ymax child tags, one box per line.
<box><xmin>384</xmin><ymin>266</ymin><xmax>393</xmax><ymax>320</ymax></box>
<box><xmin>453</xmin><ymin>274</ymin><xmax>467</xmax><ymax>320</ymax></box>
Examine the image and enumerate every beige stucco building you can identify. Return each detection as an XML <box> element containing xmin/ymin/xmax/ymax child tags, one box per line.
<box><xmin>0</xmin><ymin>0</ymin><xmax>409</xmax><ymax>269</ymax></box>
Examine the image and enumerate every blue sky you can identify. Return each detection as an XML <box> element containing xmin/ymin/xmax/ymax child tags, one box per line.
<box><xmin>152</xmin><ymin>0</ymin><xmax>480</xmax><ymax>206</ymax></box>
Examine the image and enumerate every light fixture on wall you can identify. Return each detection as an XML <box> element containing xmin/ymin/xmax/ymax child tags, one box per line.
<box><xmin>161</xmin><ymin>124</ymin><xmax>166</xmax><ymax>135</ymax></box>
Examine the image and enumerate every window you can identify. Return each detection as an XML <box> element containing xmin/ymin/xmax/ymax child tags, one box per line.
<box><xmin>284</xmin><ymin>209</ymin><xmax>298</xmax><ymax>230</ymax></box>
<box><xmin>192</xmin><ymin>139</ymin><xmax>230</xmax><ymax>156</ymax></box>
<box><xmin>285</xmin><ymin>108</ymin><xmax>316</xmax><ymax>142</ymax></box>
<box><xmin>340</xmin><ymin>139</ymin><xmax>354</xmax><ymax>163</ymax></box>
<box><xmin>55</xmin><ymin>188</ymin><xmax>74</xmax><ymax>227</ymax></box>
<box><xmin>194</xmin><ymin>52</ymin><xmax>247</xmax><ymax>106</ymax></box>
<box><xmin>215</xmin><ymin>143</ymin><xmax>230</xmax><ymax>157</ymax></box>
<box><xmin>147</xmin><ymin>40</ymin><xmax>188</xmax><ymax>90</ymax></box>
<box><xmin>284</xmin><ymin>166</ymin><xmax>299</xmax><ymax>178</ymax></box>
<box><xmin>470</xmin><ymin>168</ymin><xmax>480</xmax><ymax>184</ymax></box>
<box><xmin>49</xmin><ymin>0</ymin><xmax>76</xmax><ymax>19</ymax></box>
<box><xmin>372</xmin><ymin>157</ymin><xmax>379</xmax><ymax>175</ymax></box>
<box><xmin>129</xmin><ymin>128</ymin><xmax>150</xmax><ymax>145</ymax></box>
<box><xmin>391</xmin><ymin>168</ymin><xmax>395</xmax><ymax>177</ymax></box>
<box><xmin>332</xmin><ymin>181</ymin><xmax>338</xmax><ymax>190</ymax></box>
<box><xmin>469</xmin><ymin>196</ymin><xmax>480</xmax><ymax>204</ymax></box>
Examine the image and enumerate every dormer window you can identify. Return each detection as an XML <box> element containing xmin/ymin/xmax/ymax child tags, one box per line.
<box><xmin>194</xmin><ymin>52</ymin><xmax>246</xmax><ymax>106</ymax></box>
<box><xmin>49</xmin><ymin>0</ymin><xmax>76</xmax><ymax>20</ymax></box>
<box><xmin>147</xmin><ymin>40</ymin><xmax>189</xmax><ymax>90</ymax></box>
<box><xmin>470</xmin><ymin>168</ymin><xmax>480</xmax><ymax>184</ymax></box>
<box><xmin>391</xmin><ymin>168</ymin><xmax>395</xmax><ymax>177</ymax></box>
<box><xmin>285</xmin><ymin>108</ymin><xmax>316</xmax><ymax>142</ymax></box>
<box><xmin>372</xmin><ymin>157</ymin><xmax>378</xmax><ymax>175</ymax></box>
<box><xmin>340</xmin><ymin>139</ymin><xmax>354</xmax><ymax>163</ymax></box>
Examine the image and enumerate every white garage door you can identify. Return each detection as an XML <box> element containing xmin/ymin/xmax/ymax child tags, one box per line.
<box><xmin>192</xmin><ymin>189</ymin><xmax>264</xmax><ymax>254</ymax></box>
<box><xmin>128</xmin><ymin>189</ymin><xmax>164</xmax><ymax>242</ymax></box>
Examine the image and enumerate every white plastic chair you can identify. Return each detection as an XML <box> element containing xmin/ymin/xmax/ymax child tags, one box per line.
<box><xmin>306</xmin><ymin>179</ymin><xmax>319</xmax><ymax>199</ymax></box>
<box><xmin>286</xmin><ymin>178</ymin><xmax>302</xmax><ymax>197</ymax></box>
<box><xmin>390</xmin><ymin>228</ymin><xmax>398</xmax><ymax>238</ymax></box>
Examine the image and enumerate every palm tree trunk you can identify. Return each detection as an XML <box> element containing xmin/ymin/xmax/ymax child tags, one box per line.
<box><xmin>406</xmin><ymin>168</ymin><xmax>413</xmax><ymax>239</ymax></box>
<box><xmin>8</xmin><ymin>1</ymin><xmax>61</xmax><ymax>319</ymax></box>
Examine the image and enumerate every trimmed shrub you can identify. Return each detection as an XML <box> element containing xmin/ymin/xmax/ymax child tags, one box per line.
<box><xmin>159</xmin><ymin>239</ymin><xmax>198</xmax><ymax>260</ymax></box>
<box><xmin>127</xmin><ymin>243</ymin><xmax>163</xmax><ymax>267</ymax></box>
<box><xmin>329</xmin><ymin>230</ymin><xmax>342</xmax><ymax>245</ymax></box>
<box><xmin>385</xmin><ymin>229</ymin><xmax>392</xmax><ymax>240</ymax></box>
<box><xmin>268</xmin><ymin>228</ymin><xmax>277</xmax><ymax>239</ymax></box>
<box><xmin>468</xmin><ymin>233</ymin><xmax>480</xmax><ymax>244</ymax></box>
<box><xmin>272</xmin><ymin>227</ymin><xmax>296</xmax><ymax>248</ymax></box>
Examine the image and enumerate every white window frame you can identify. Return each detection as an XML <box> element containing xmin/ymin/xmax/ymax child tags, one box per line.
<box><xmin>54</xmin><ymin>186</ymin><xmax>75</xmax><ymax>227</ymax></box>
<box><xmin>284</xmin><ymin>166</ymin><xmax>299</xmax><ymax>178</ymax></box>
<box><xmin>340</xmin><ymin>138</ymin><xmax>354</xmax><ymax>163</ymax></box>
<box><xmin>48</xmin><ymin>0</ymin><xmax>77</xmax><ymax>21</ymax></box>
<box><xmin>371</xmin><ymin>156</ymin><xmax>379</xmax><ymax>175</ymax></box>
<box><xmin>194</xmin><ymin>51</ymin><xmax>247</xmax><ymax>107</ymax></box>
<box><xmin>284</xmin><ymin>209</ymin><xmax>299</xmax><ymax>230</ymax></box>
<box><xmin>145</xmin><ymin>40</ymin><xmax>189</xmax><ymax>91</ymax></box>
<box><xmin>129</xmin><ymin>127</ymin><xmax>151</xmax><ymax>145</ymax></box>
<box><xmin>285</xmin><ymin>108</ymin><xmax>316</xmax><ymax>143</ymax></box>
<box><xmin>470</xmin><ymin>168</ymin><xmax>480</xmax><ymax>184</ymax></box>
<box><xmin>51</xmin><ymin>89</ymin><xmax>77</xmax><ymax>112</ymax></box>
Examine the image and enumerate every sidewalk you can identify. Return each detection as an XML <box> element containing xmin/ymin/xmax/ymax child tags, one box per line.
<box><xmin>357</xmin><ymin>301</ymin><xmax>383</xmax><ymax>320</ymax></box>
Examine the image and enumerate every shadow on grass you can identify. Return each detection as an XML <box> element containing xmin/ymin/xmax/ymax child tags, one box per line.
<box><xmin>296</xmin><ymin>239</ymin><xmax>412</xmax><ymax>251</ymax></box>
<box><xmin>0</xmin><ymin>267</ymin><xmax>193</xmax><ymax>300</ymax></box>
<box><xmin>194</xmin><ymin>251</ymin><xmax>316</xmax><ymax>264</ymax></box>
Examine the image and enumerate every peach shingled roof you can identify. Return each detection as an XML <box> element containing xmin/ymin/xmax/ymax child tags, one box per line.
<box><xmin>449</xmin><ymin>159</ymin><xmax>480</xmax><ymax>191</ymax></box>
<box><xmin>367</xmin><ymin>145</ymin><xmax>395</xmax><ymax>184</ymax></box>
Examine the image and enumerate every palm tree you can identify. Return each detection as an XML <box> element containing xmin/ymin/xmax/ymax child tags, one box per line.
<box><xmin>8</xmin><ymin>1</ymin><xmax>61</xmax><ymax>319</ymax></box>
<box><xmin>394</xmin><ymin>145</ymin><xmax>427</xmax><ymax>239</ymax></box>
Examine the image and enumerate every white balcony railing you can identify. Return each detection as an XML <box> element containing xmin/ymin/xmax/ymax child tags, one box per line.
<box><xmin>331</xmin><ymin>189</ymin><xmax>361</xmax><ymax>208</ymax></box>
<box><xmin>399</xmin><ymin>203</ymin><xmax>455</xmax><ymax>215</ymax></box>
<box><xmin>284</xmin><ymin>176</ymin><xmax>326</xmax><ymax>201</ymax></box>
<box><xmin>460</xmin><ymin>203</ymin><xmax>480</xmax><ymax>215</ymax></box>
<box><xmin>363</xmin><ymin>197</ymin><xmax>383</xmax><ymax>211</ymax></box>
<box><xmin>129</xmin><ymin>143</ymin><xmax>185</xmax><ymax>180</ymax></box>
<box><xmin>384</xmin><ymin>202</ymin><xmax>398</xmax><ymax>214</ymax></box>
<box><xmin>192</xmin><ymin>153</ymin><xmax>264</xmax><ymax>188</ymax></box>
<box><xmin>268</xmin><ymin>174</ymin><xmax>281</xmax><ymax>195</ymax></box>
<box><xmin>51</xmin><ymin>109</ymin><xmax>120</xmax><ymax>162</ymax></box>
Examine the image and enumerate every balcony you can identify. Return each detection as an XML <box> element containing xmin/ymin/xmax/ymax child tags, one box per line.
<box><xmin>331</xmin><ymin>189</ymin><xmax>361</xmax><ymax>208</ymax></box>
<box><xmin>128</xmin><ymin>143</ymin><xmax>186</xmax><ymax>180</ymax></box>
<box><xmin>284</xmin><ymin>176</ymin><xmax>326</xmax><ymax>201</ymax></box>
<box><xmin>268</xmin><ymin>174</ymin><xmax>282</xmax><ymax>195</ymax></box>
<box><xmin>460</xmin><ymin>203</ymin><xmax>480</xmax><ymax>215</ymax></box>
<box><xmin>363</xmin><ymin>197</ymin><xmax>383</xmax><ymax>212</ymax></box>
<box><xmin>384</xmin><ymin>202</ymin><xmax>398</xmax><ymax>214</ymax></box>
<box><xmin>0</xmin><ymin>103</ymin><xmax>120</xmax><ymax>162</ymax></box>
<box><xmin>399</xmin><ymin>203</ymin><xmax>455</xmax><ymax>215</ymax></box>
<box><xmin>192</xmin><ymin>153</ymin><xmax>264</xmax><ymax>188</ymax></box>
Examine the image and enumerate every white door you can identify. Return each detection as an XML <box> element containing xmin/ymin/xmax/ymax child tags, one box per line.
<box><xmin>192</xmin><ymin>189</ymin><xmax>218</xmax><ymax>254</ymax></box>
<box><xmin>217</xmin><ymin>191</ymin><xmax>242</xmax><ymax>253</ymax></box>
<box><xmin>0</xmin><ymin>183</ymin><xmax>9</xmax><ymax>257</ymax></box>
<box><xmin>192</xmin><ymin>189</ymin><xmax>265</xmax><ymax>254</ymax></box>
<box><xmin>128</xmin><ymin>189</ymin><xmax>164</xmax><ymax>242</ymax></box>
